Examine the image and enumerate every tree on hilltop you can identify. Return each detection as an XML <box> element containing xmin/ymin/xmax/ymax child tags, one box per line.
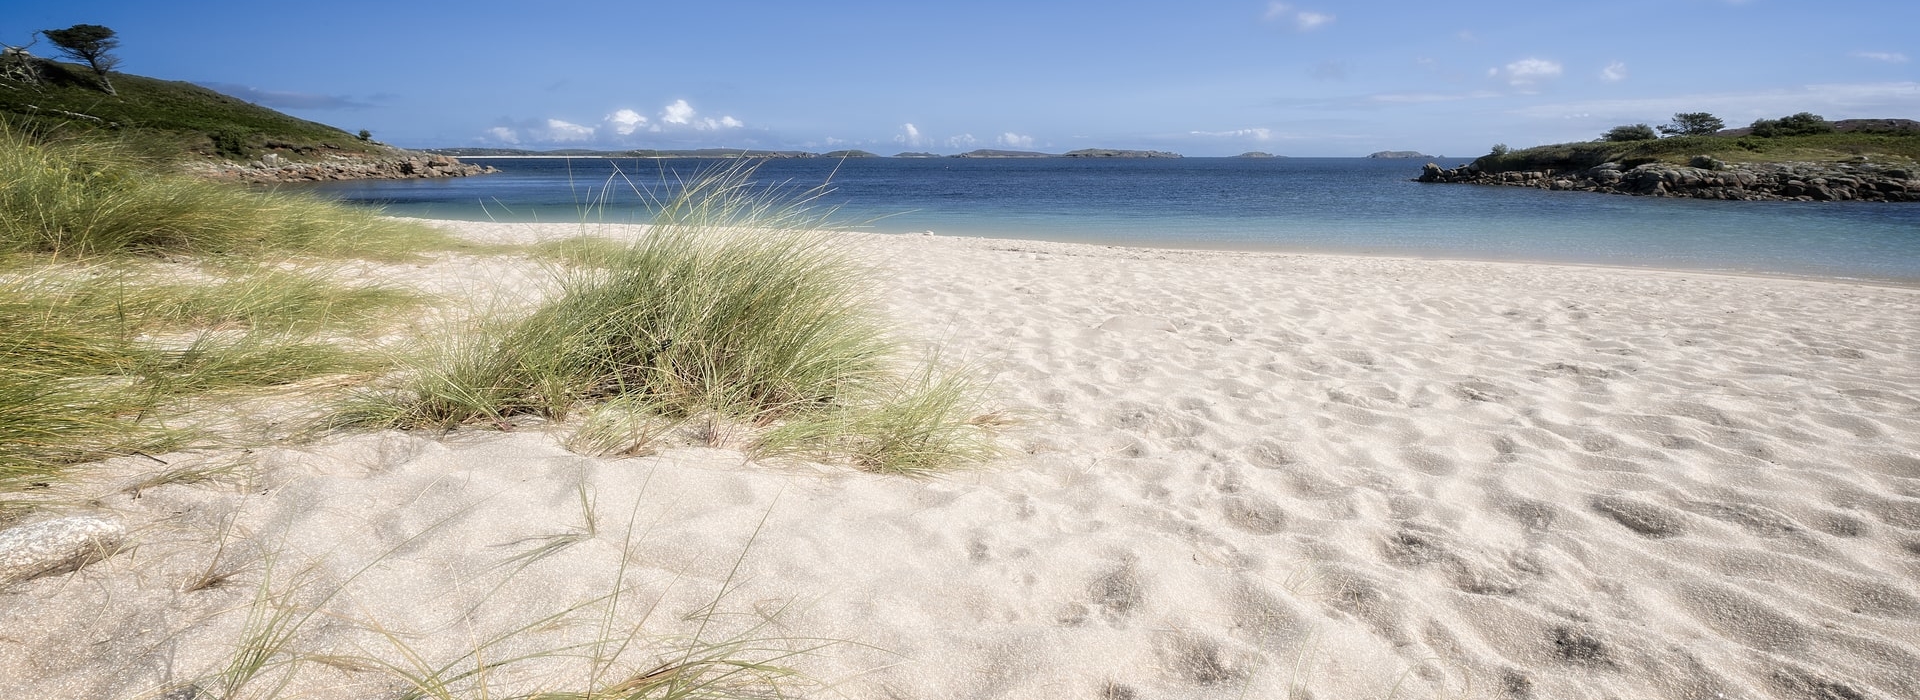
<box><xmin>1658</xmin><ymin>112</ymin><xmax>1725</xmax><ymax>137</ymax></box>
<box><xmin>1602</xmin><ymin>124</ymin><xmax>1658</xmax><ymax>142</ymax></box>
<box><xmin>43</xmin><ymin>24</ymin><xmax>121</xmax><ymax>95</ymax></box>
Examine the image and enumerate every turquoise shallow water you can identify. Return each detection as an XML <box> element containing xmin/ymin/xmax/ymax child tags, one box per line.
<box><xmin>283</xmin><ymin>157</ymin><xmax>1920</xmax><ymax>284</ymax></box>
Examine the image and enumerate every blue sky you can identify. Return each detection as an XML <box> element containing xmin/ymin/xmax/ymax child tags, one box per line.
<box><xmin>5</xmin><ymin>1</ymin><xmax>1916</xmax><ymax>156</ymax></box>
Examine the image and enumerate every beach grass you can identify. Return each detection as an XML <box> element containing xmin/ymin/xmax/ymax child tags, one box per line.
<box><xmin>0</xmin><ymin>263</ymin><xmax>405</xmax><ymax>490</ymax></box>
<box><xmin>0</xmin><ymin>126</ymin><xmax>456</xmax><ymax>260</ymax></box>
<box><xmin>0</xmin><ymin>128</ymin><xmax>434</xmax><ymax>492</ymax></box>
<box><xmin>340</xmin><ymin>163</ymin><xmax>999</xmax><ymax>473</ymax></box>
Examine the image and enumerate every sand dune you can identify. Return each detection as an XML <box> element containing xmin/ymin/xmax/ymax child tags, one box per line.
<box><xmin>3</xmin><ymin>222</ymin><xmax>1917</xmax><ymax>699</ymax></box>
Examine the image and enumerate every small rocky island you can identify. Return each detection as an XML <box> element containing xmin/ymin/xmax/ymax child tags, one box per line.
<box><xmin>1367</xmin><ymin>150</ymin><xmax>1432</xmax><ymax>159</ymax></box>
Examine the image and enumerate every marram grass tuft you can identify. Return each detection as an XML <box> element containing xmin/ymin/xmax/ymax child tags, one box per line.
<box><xmin>343</xmin><ymin>162</ymin><xmax>1001</xmax><ymax>473</ymax></box>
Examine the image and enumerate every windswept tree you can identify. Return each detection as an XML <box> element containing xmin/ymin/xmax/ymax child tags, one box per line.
<box><xmin>43</xmin><ymin>24</ymin><xmax>120</xmax><ymax>95</ymax></box>
<box><xmin>1602</xmin><ymin>123</ymin><xmax>1658</xmax><ymax>142</ymax></box>
<box><xmin>1658</xmin><ymin>112</ymin><xmax>1725</xmax><ymax>137</ymax></box>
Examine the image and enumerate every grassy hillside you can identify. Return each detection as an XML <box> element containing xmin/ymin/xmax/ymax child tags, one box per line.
<box><xmin>0</xmin><ymin>60</ymin><xmax>383</xmax><ymax>162</ymax></box>
<box><xmin>1473</xmin><ymin>123</ymin><xmax>1920</xmax><ymax>174</ymax></box>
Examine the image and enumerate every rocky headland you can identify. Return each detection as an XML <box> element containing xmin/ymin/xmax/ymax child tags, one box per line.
<box><xmin>194</xmin><ymin>151</ymin><xmax>497</xmax><ymax>184</ymax></box>
<box><xmin>1417</xmin><ymin>159</ymin><xmax>1918</xmax><ymax>202</ymax></box>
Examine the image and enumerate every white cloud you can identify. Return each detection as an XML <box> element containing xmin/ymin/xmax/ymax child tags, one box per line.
<box><xmin>894</xmin><ymin>123</ymin><xmax>929</xmax><ymax>147</ymax></box>
<box><xmin>947</xmin><ymin>133</ymin><xmax>978</xmax><ymax>149</ymax></box>
<box><xmin>606</xmin><ymin>108</ymin><xmax>648</xmax><ymax>135</ymax></box>
<box><xmin>1190</xmin><ymin>128</ymin><xmax>1274</xmax><ymax>141</ymax></box>
<box><xmin>997</xmin><ymin>132</ymin><xmax>1035</xmax><ymax>149</ymax></box>
<box><xmin>544</xmin><ymin>118</ymin><xmax>595</xmax><ymax>142</ymax></box>
<box><xmin>1262</xmin><ymin>2</ymin><xmax>1332</xmax><ymax>31</ymax></box>
<box><xmin>1600</xmin><ymin>61</ymin><xmax>1628</xmax><ymax>83</ymax></box>
<box><xmin>486</xmin><ymin>126</ymin><xmax>519</xmax><ymax>145</ymax></box>
<box><xmin>1491</xmin><ymin>58</ymin><xmax>1563</xmax><ymax>87</ymax></box>
<box><xmin>1295</xmin><ymin>11</ymin><xmax>1334</xmax><ymax>31</ymax></box>
<box><xmin>1852</xmin><ymin>51</ymin><xmax>1910</xmax><ymax>64</ymax></box>
<box><xmin>719</xmin><ymin>116</ymin><xmax>743</xmax><ymax>128</ymax></box>
<box><xmin>661</xmin><ymin>99</ymin><xmax>696</xmax><ymax>125</ymax></box>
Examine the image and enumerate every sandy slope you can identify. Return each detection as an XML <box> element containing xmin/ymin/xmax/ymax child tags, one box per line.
<box><xmin>3</xmin><ymin>222</ymin><xmax>1917</xmax><ymax>699</ymax></box>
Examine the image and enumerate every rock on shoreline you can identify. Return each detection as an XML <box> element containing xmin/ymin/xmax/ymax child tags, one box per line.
<box><xmin>193</xmin><ymin>152</ymin><xmax>498</xmax><ymax>184</ymax></box>
<box><xmin>1416</xmin><ymin>159</ymin><xmax>1919</xmax><ymax>202</ymax></box>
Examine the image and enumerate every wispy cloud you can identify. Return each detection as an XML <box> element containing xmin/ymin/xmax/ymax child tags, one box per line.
<box><xmin>1190</xmin><ymin>128</ymin><xmax>1275</xmax><ymax>141</ymax></box>
<box><xmin>1851</xmin><ymin>51</ymin><xmax>1910</xmax><ymax>64</ymax></box>
<box><xmin>197</xmin><ymin>82</ymin><xmax>372</xmax><ymax>110</ymax></box>
<box><xmin>543</xmin><ymin>119</ymin><xmax>596</xmax><ymax>142</ymax></box>
<box><xmin>1600</xmin><ymin>61</ymin><xmax>1628</xmax><ymax>83</ymax></box>
<box><xmin>485</xmin><ymin>126</ymin><xmax>519</xmax><ymax>145</ymax></box>
<box><xmin>947</xmin><ymin>133</ymin><xmax>978</xmax><ymax>149</ymax></box>
<box><xmin>1262</xmin><ymin>2</ymin><xmax>1335</xmax><ymax>31</ymax></box>
<box><xmin>997</xmin><ymin>132</ymin><xmax>1035</xmax><ymax>149</ymax></box>
<box><xmin>1489</xmin><ymin>58</ymin><xmax>1563</xmax><ymax>88</ymax></box>
<box><xmin>1510</xmin><ymin>81</ymin><xmax>1920</xmax><ymax>121</ymax></box>
<box><xmin>1369</xmin><ymin>90</ymin><xmax>1504</xmax><ymax>104</ymax></box>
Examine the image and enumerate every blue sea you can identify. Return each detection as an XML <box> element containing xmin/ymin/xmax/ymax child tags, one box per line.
<box><xmin>282</xmin><ymin>157</ymin><xmax>1920</xmax><ymax>285</ymax></box>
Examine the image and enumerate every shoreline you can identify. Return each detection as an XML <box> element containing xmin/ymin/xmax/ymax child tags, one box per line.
<box><xmin>396</xmin><ymin>216</ymin><xmax>1920</xmax><ymax>290</ymax></box>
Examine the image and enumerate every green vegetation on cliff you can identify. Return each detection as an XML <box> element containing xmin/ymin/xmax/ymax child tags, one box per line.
<box><xmin>0</xmin><ymin>59</ymin><xmax>382</xmax><ymax>162</ymax></box>
<box><xmin>1471</xmin><ymin>118</ymin><xmax>1920</xmax><ymax>174</ymax></box>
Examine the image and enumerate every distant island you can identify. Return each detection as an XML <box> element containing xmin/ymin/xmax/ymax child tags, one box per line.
<box><xmin>820</xmin><ymin>150</ymin><xmax>880</xmax><ymax>158</ymax></box>
<box><xmin>953</xmin><ymin>149</ymin><xmax>1053</xmax><ymax>158</ymax></box>
<box><xmin>1061</xmin><ymin>149</ymin><xmax>1181</xmax><ymax>158</ymax></box>
<box><xmin>893</xmin><ymin>152</ymin><xmax>941</xmax><ymax>158</ymax></box>
<box><xmin>1233</xmin><ymin>152</ymin><xmax>1282</xmax><ymax>158</ymax></box>
<box><xmin>1367</xmin><ymin>150</ymin><xmax>1433</xmax><ymax>159</ymax></box>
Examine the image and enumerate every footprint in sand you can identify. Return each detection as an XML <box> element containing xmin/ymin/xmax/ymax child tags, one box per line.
<box><xmin>1591</xmin><ymin>494</ymin><xmax>1690</xmax><ymax>538</ymax></box>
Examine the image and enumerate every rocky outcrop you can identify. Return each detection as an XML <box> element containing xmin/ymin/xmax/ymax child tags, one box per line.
<box><xmin>195</xmin><ymin>152</ymin><xmax>497</xmax><ymax>184</ymax></box>
<box><xmin>1416</xmin><ymin>159</ymin><xmax>1919</xmax><ymax>202</ymax></box>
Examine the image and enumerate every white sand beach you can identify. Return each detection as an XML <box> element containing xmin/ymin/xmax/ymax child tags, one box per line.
<box><xmin>4</xmin><ymin>221</ymin><xmax>1918</xmax><ymax>699</ymax></box>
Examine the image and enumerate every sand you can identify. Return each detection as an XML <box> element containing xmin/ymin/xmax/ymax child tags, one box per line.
<box><xmin>3</xmin><ymin>221</ymin><xmax>1918</xmax><ymax>699</ymax></box>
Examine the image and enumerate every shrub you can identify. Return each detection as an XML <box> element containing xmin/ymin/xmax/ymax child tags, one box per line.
<box><xmin>1750</xmin><ymin>112</ymin><xmax>1833</xmax><ymax>138</ymax></box>
<box><xmin>1603</xmin><ymin>124</ymin><xmax>1658</xmax><ymax>142</ymax></box>
<box><xmin>1490</xmin><ymin>143</ymin><xmax>1510</xmax><ymax>156</ymax></box>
